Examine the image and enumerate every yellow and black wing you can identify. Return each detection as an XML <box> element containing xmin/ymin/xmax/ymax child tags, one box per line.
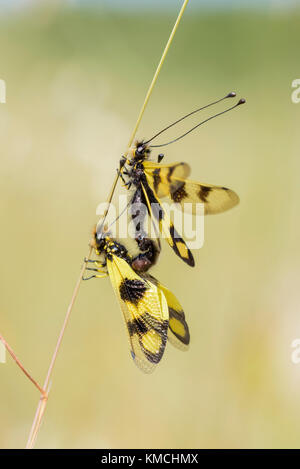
<box><xmin>140</xmin><ymin>181</ymin><xmax>194</xmax><ymax>267</ymax></box>
<box><xmin>143</xmin><ymin>273</ymin><xmax>190</xmax><ymax>350</ymax></box>
<box><xmin>144</xmin><ymin>161</ymin><xmax>239</xmax><ymax>215</ymax></box>
<box><xmin>160</xmin><ymin>283</ymin><xmax>190</xmax><ymax>350</ymax></box>
<box><xmin>143</xmin><ymin>161</ymin><xmax>191</xmax><ymax>199</ymax></box>
<box><xmin>107</xmin><ymin>255</ymin><xmax>169</xmax><ymax>373</ymax></box>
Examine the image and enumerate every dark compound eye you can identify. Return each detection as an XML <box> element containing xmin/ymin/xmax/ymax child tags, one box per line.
<box><xmin>137</xmin><ymin>146</ymin><xmax>144</xmax><ymax>153</ymax></box>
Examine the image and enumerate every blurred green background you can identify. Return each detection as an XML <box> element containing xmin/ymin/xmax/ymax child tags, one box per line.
<box><xmin>1</xmin><ymin>0</ymin><xmax>300</xmax><ymax>449</ymax></box>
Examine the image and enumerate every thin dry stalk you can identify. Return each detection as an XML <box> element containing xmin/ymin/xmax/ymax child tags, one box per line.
<box><xmin>101</xmin><ymin>0</ymin><xmax>190</xmax><ymax>223</ymax></box>
<box><xmin>26</xmin><ymin>247</ymin><xmax>92</xmax><ymax>449</ymax></box>
<box><xmin>0</xmin><ymin>333</ymin><xmax>47</xmax><ymax>398</ymax></box>
<box><xmin>25</xmin><ymin>0</ymin><xmax>190</xmax><ymax>449</ymax></box>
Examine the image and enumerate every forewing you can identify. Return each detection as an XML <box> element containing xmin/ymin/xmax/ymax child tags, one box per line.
<box><xmin>168</xmin><ymin>178</ymin><xmax>239</xmax><ymax>215</ymax></box>
<box><xmin>144</xmin><ymin>161</ymin><xmax>239</xmax><ymax>215</ymax></box>
<box><xmin>143</xmin><ymin>161</ymin><xmax>191</xmax><ymax>199</ymax></box>
<box><xmin>107</xmin><ymin>255</ymin><xmax>169</xmax><ymax>373</ymax></box>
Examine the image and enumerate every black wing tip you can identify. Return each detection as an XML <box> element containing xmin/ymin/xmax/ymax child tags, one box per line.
<box><xmin>186</xmin><ymin>249</ymin><xmax>195</xmax><ymax>267</ymax></box>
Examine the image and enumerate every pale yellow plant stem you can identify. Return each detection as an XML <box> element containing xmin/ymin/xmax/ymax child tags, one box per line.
<box><xmin>102</xmin><ymin>0</ymin><xmax>190</xmax><ymax>221</ymax></box>
<box><xmin>25</xmin><ymin>0</ymin><xmax>190</xmax><ymax>449</ymax></box>
<box><xmin>126</xmin><ymin>0</ymin><xmax>190</xmax><ymax>151</ymax></box>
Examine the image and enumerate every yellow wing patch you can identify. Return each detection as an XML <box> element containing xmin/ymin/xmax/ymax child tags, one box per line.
<box><xmin>144</xmin><ymin>162</ymin><xmax>239</xmax><ymax>215</ymax></box>
<box><xmin>169</xmin><ymin>179</ymin><xmax>239</xmax><ymax>215</ymax></box>
<box><xmin>143</xmin><ymin>161</ymin><xmax>190</xmax><ymax>198</ymax></box>
<box><xmin>158</xmin><ymin>283</ymin><xmax>190</xmax><ymax>350</ymax></box>
<box><xmin>107</xmin><ymin>255</ymin><xmax>169</xmax><ymax>373</ymax></box>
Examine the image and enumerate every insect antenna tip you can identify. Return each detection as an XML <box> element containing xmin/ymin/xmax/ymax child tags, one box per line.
<box><xmin>226</xmin><ymin>91</ymin><xmax>236</xmax><ymax>98</ymax></box>
<box><xmin>237</xmin><ymin>98</ymin><xmax>246</xmax><ymax>105</ymax></box>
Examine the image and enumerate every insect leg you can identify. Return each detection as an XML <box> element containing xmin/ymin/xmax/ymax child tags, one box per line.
<box><xmin>82</xmin><ymin>272</ymin><xmax>108</xmax><ymax>281</ymax></box>
<box><xmin>117</xmin><ymin>168</ymin><xmax>127</xmax><ymax>185</ymax></box>
<box><xmin>86</xmin><ymin>267</ymin><xmax>107</xmax><ymax>273</ymax></box>
<box><xmin>84</xmin><ymin>259</ymin><xmax>106</xmax><ymax>267</ymax></box>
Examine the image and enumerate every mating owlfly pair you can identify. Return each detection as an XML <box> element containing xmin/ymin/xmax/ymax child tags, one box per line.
<box><xmin>86</xmin><ymin>92</ymin><xmax>245</xmax><ymax>372</ymax></box>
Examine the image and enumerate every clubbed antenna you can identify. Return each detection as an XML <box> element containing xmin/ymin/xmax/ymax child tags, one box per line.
<box><xmin>150</xmin><ymin>97</ymin><xmax>246</xmax><ymax>148</ymax></box>
<box><xmin>145</xmin><ymin>92</ymin><xmax>237</xmax><ymax>145</ymax></box>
